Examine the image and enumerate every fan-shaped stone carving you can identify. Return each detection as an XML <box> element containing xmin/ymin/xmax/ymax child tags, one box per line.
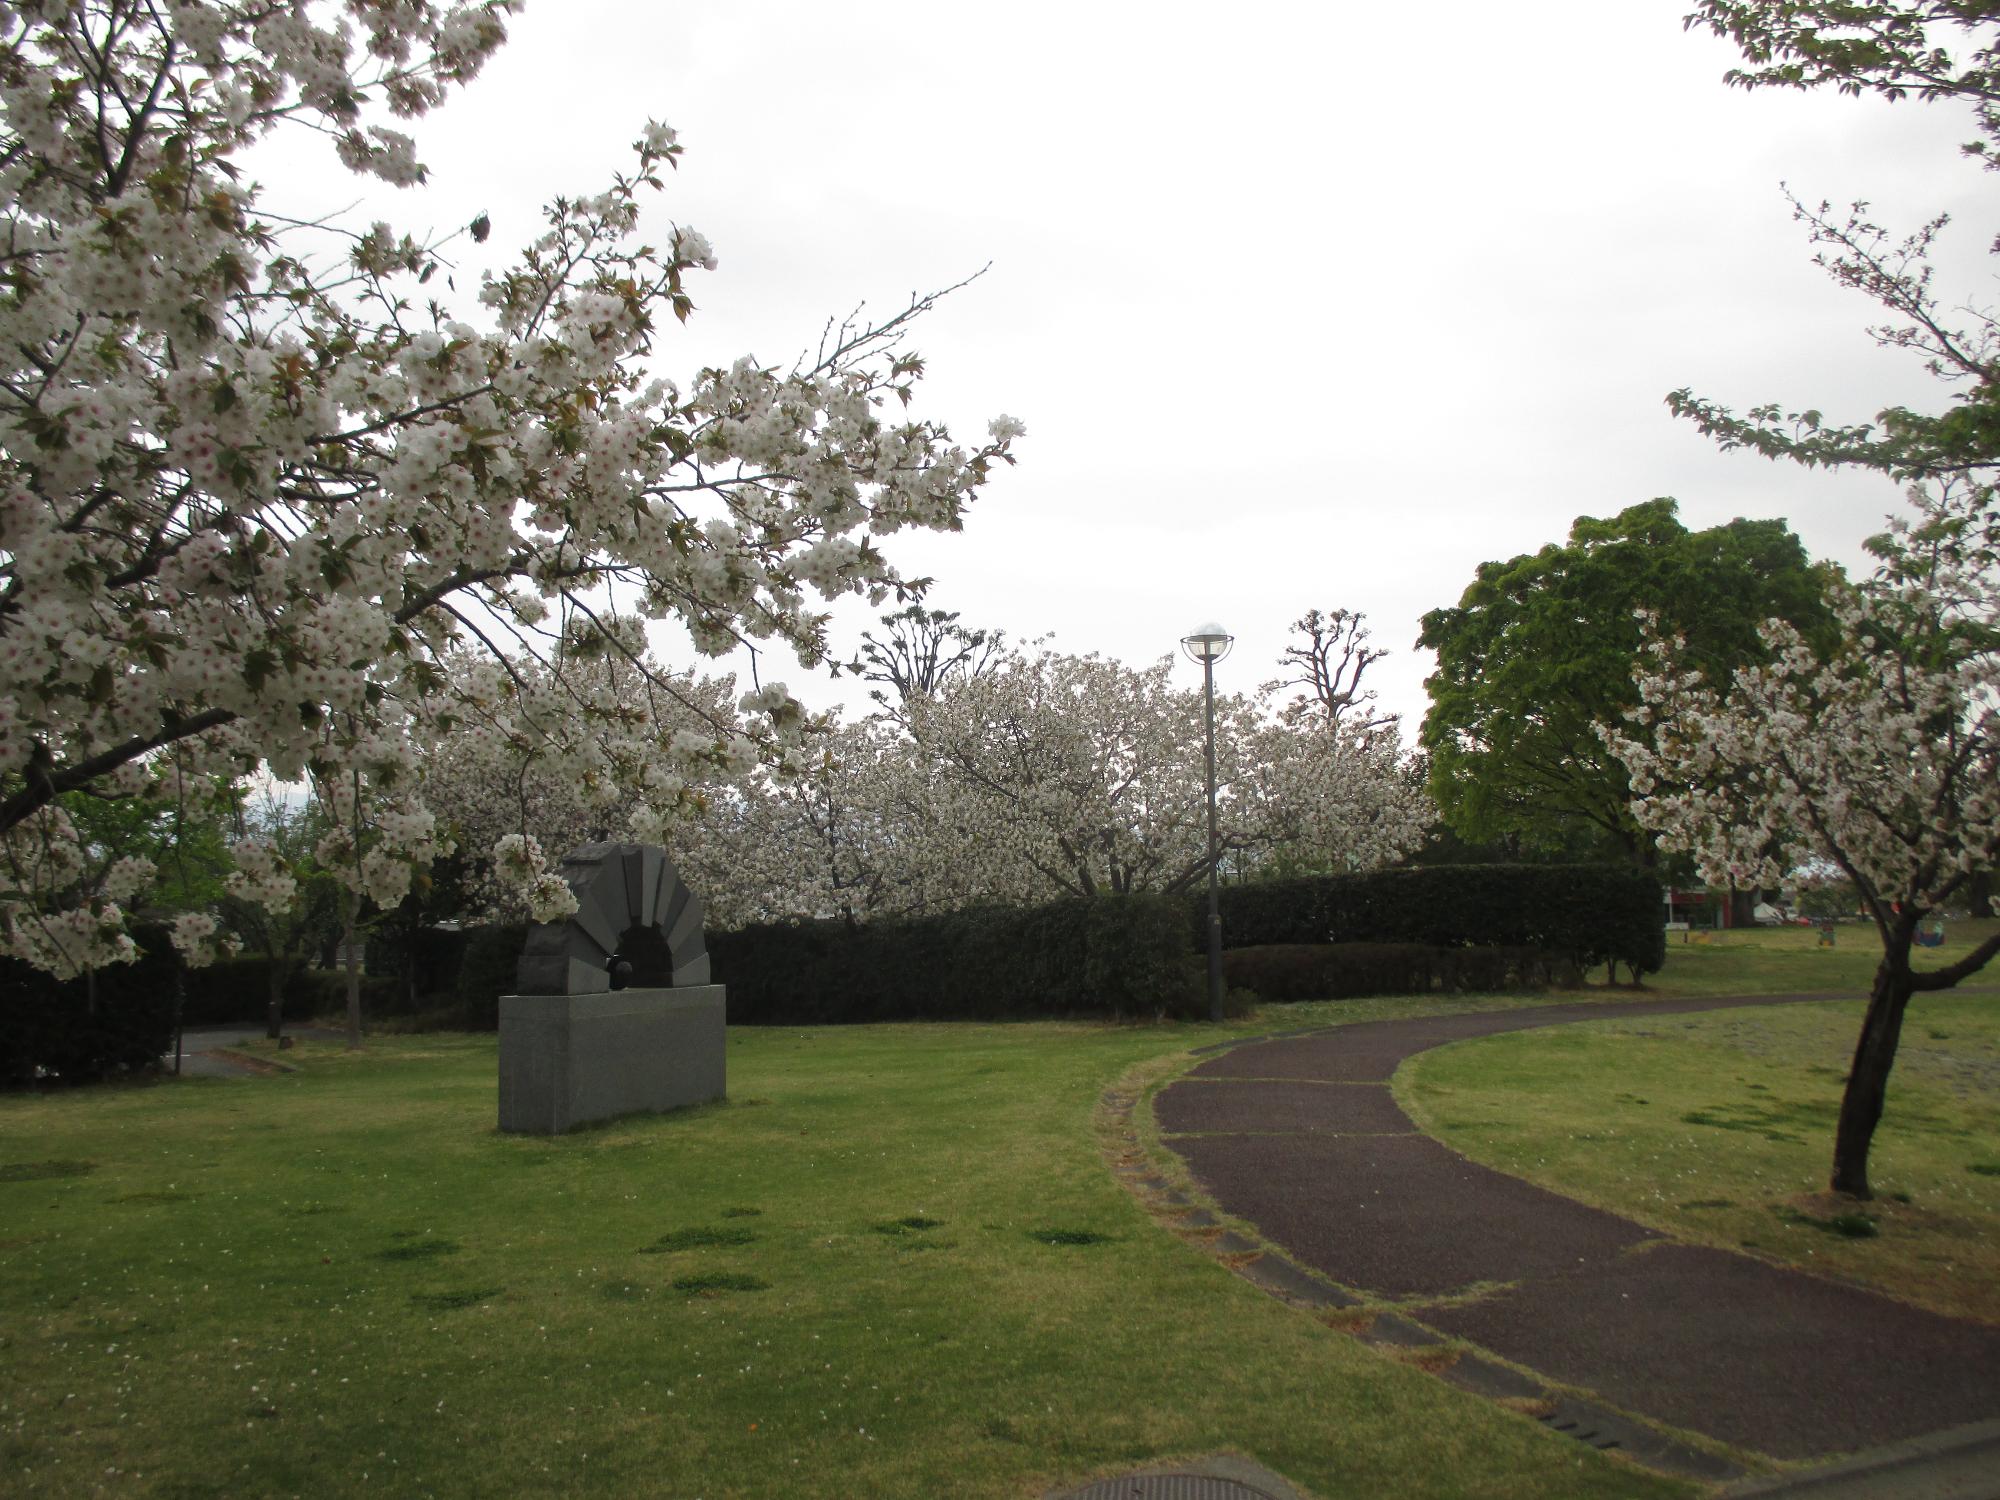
<box><xmin>513</xmin><ymin>843</ymin><xmax>711</xmax><ymax>996</ymax></box>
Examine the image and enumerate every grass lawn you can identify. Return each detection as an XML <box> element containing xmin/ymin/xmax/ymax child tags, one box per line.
<box><xmin>7</xmin><ymin>922</ymin><xmax>1991</xmax><ymax>1497</ymax></box>
<box><xmin>1401</xmin><ymin>970</ymin><xmax>2000</xmax><ymax>1324</ymax></box>
<box><xmin>1638</xmin><ymin>915</ymin><xmax>1999</xmax><ymax>999</ymax></box>
<box><xmin>0</xmin><ymin>1015</ymin><xmax>1690</xmax><ymax>1500</ymax></box>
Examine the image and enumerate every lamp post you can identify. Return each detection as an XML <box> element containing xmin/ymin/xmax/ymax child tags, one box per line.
<box><xmin>1181</xmin><ymin>622</ymin><xmax>1233</xmax><ymax>1022</ymax></box>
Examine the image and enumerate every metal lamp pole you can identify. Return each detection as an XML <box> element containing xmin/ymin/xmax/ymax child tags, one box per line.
<box><xmin>1182</xmin><ymin>623</ymin><xmax>1233</xmax><ymax>1022</ymax></box>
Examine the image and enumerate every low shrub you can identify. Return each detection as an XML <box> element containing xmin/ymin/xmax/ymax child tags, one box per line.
<box><xmin>710</xmin><ymin>893</ymin><xmax>1201</xmax><ymax>1025</ymax></box>
<box><xmin>169</xmin><ymin>958</ymin><xmax>401</xmax><ymax>1029</ymax></box>
<box><xmin>291</xmin><ymin>968</ymin><xmax>403</xmax><ymax>1022</ymax></box>
<box><xmin>366</xmin><ymin>924</ymin><xmax>472</xmax><ymax>997</ymax></box>
<box><xmin>1207</xmin><ymin>864</ymin><xmax>1664</xmax><ymax>978</ymax></box>
<box><xmin>176</xmin><ymin>956</ymin><xmax>299</xmax><ymax>1027</ymax></box>
<box><xmin>1222</xmin><ymin>942</ymin><xmax>1579</xmax><ymax>1002</ymax></box>
<box><xmin>454</xmin><ymin>922</ymin><xmax>529</xmax><ymax>1029</ymax></box>
<box><xmin>0</xmin><ymin>925</ymin><xmax>178</xmax><ymax>1086</ymax></box>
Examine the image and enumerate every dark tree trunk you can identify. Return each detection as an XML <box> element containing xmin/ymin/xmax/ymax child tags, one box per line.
<box><xmin>1830</xmin><ymin>931</ymin><xmax>1915</xmax><ymax>1200</ymax></box>
<box><xmin>171</xmin><ymin>958</ymin><xmax>186</xmax><ymax>1076</ymax></box>
<box><xmin>342</xmin><ymin>892</ymin><xmax>363</xmax><ymax>1051</ymax></box>
<box><xmin>1969</xmin><ymin>866</ymin><xmax>1995</xmax><ymax>921</ymax></box>
<box><xmin>265</xmin><ymin>960</ymin><xmax>286</xmax><ymax>1042</ymax></box>
<box><xmin>1728</xmin><ymin>886</ymin><xmax>1758</xmax><ymax>930</ymax></box>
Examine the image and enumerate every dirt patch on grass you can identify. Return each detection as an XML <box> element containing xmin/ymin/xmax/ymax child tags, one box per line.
<box><xmin>0</xmin><ymin>1159</ymin><xmax>96</xmax><ymax>1182</ymax></box>
<box><xmin>640</xmin><ymin>1225</ymin><xmax>757</xmax><ymax>1253</ymax></box>
<box><xmin>1780</xmin><ymin>1191</ymin><xmax>1969</xmax><ymax>1238</ymax></box>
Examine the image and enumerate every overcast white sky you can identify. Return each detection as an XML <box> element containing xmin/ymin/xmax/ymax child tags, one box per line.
<box><xmin>302</xmin><ymin>0</ymin><xmax>1999</xmax><ymax>732</ymax></box>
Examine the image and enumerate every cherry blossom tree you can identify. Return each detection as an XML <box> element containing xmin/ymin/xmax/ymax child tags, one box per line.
<box><xmin>0</xmin><ymin>1</ymin><xmax>1021</xmax><ymax>976</ymax></box>
<box><xmin>414</xmin><ymin>628</ymin><xmax>1429</xmax><ymax>933</ymax></box>
<box><xmin>1605</xmin><ymin>486</ymin><xmax>2000</xmax><ymax>1199</ymax></box>
<box><xmin>677</xmin><ymin>718</ymin><xmax>964</xmax><ymax>928</ymax></box>
<box><xmin>414</xmin><ymin>633</ymin><xmax>753</xmax><ymax>919</ymax></box>
<box><xmin>895</xmin><ymin>646</ymin><xmax>1430</xmax><ymax>902</ymax></box>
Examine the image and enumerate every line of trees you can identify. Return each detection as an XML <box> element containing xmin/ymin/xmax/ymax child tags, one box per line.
<box><xmin>416</xmin><ymin>608</ymin><xmax>1432</xmax><ymax>931</ymax></box>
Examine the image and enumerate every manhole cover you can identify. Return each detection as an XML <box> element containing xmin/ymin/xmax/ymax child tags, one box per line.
<box><xmin>1051</xmin><ymin>1456</ymin><xmax>1304</xmax><ymax>1500</ymax></box>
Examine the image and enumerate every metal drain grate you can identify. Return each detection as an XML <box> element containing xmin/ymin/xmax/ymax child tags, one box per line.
<box><xmin>1535</xmin><ymin>1398</ymin><xmax>1744</xmax><ymax>1483</ymax></box>
<box><xmin>1050</xmin><ymin>1455</ymin><xmax>1306</xmax><ymax>1500</ymax></box>
<box><xmin>1540</xmin><ymin>1412</ymin><xmax>1623</xmax><ymax>1451</ymax></box>
<box><xmin>1060</xmin><ymin>1478</ymin><xmax>1281</xmax><ymax>1500</ymax></box>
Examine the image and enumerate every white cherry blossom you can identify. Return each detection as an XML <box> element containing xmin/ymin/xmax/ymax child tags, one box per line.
<box><xmin>0</xmin><ymin>1</ymin><xmax>1021</xmax><ymax>972</ymax></box>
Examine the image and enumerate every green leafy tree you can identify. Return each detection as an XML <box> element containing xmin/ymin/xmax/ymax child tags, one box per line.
<box><xmin>1418</xmin><ymin>499</ymin><xmax>1833</xmax><ymax>865</ymax></box>
<box><xmin>59</xmin><ymin>787</ymin><xmax>233</xmax><ymax>919</ymax></box>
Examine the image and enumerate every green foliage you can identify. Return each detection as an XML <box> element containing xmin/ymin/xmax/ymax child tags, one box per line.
<box><xmin>214</xmin><ymin>794</ymin><xmax>345</xmax><ymax>1037</ymax></box>
<box><xmin>1208</xmin><ymin>863</ymin><xmax>1666</xmax><ymax>977</ymax></box>
<box><xmin>1687</xmin><ymin>4</ymin><xmax>2000</xmax><ymax>163</ymax></box>
<box><xmin>0</xmin><ymin>924</ymin><xmax>177</xmax><ymax>1085</ymax></box>
<box><xmin>366</xmin><ymin>923</ymin><xmax>471</xmax><ymax>994</ymax></box>
<box><xmin>291</xmin><ymin>967</ymin><xmax>403</xmax><ymax>1020</ymax></box>
<box><xmin>176</xmin><ymin>956</ymin><xmax>301</xmax><ymax>1026</ymax></box>
<box><xmin>169</xmin><ymin>957</ymin><xmax>399</xmax><ymax>1027</ymax></box>
<box><xmin>1795</xmin><ymin>877</ymin><xmax>1865</xmax><ymax>921</ymax></box>
<box><xmin>453</xmin><ymin>921</ymin><xmax>529</xmax><ymax>1028</ymax></box>
<box><xmin>1222</xmin><ymin>942</ymin><xmax>1578</xmax><ymax>1002</ymax></box>
<box><xmin>1418</xmin><ymin>500</ymin><xmax>1831</xmax><ymax>856</ymax></box>
<box><xmin>60</xmin><ymin>788</ymin><xmax>234</xmax><ymax>913</ymax></box>
<box><xmin>709</xmin><ymin>893</ymin><xmax>1202</xmax><ymax>1024</ymax></box>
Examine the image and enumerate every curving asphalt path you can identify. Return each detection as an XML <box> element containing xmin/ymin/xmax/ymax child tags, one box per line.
<box><xmin>1155</xmin><ymin>993</ymin><xmax>2000</xmax><ymax>1464</ymax></box>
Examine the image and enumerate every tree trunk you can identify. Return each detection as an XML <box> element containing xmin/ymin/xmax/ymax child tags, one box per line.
<box><xmin>342</xmin><ymin>892</ymin><xmax>363</xmax><ymax>1051</ymax></box>
<box><xmin>171</xmin><ymin>957</ymin><xmax>186</xmax><ymax>1076</ymax></box>
<box><xmin>265</xmin><ymin>958</ymin><xmax>285</xmax><ymax>1042</ymax></box>
<box><xmin>1830</xmin><ymin>937</ymin><xmax>1915</xmax><ymax>1200</ymax></box>
<box><xmin>1729</xmin><ymin>885</ymin><xmax>1758</xmax><ymax>930</ymax></box>
<box><xmin>1969</xmin><ymin>866</ymin><xmax>1995</xmax><ymax>920</ymax></box>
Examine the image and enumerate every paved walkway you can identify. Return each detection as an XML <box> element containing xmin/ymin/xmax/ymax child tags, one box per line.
<box><xmin>1155</xmin><ymin>994</ymin><xmax>2000</xmax><ymax>1466</ymax></box>
<box><xmin>165</xmin><ymin>1023</ymin><xmax>344</xmax><ymax>1077</ymax></box>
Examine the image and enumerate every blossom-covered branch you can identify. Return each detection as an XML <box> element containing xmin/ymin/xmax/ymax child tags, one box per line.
<box><xmin>0</xmin><ymin>1</ymin><xmax>1022</xmax><ymax>972</ymax></box>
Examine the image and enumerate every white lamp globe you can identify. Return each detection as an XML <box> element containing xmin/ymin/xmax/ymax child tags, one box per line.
<box><xmin>1180</xmin><ymin>622</ymin><xmax>1234</xmax><ymax>664</ymax></box>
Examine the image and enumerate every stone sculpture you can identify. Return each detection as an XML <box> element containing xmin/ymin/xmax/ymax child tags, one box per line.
<box><xmin>498</xmin><ymin>843</ymin><xmax>726</xmax><ymax>1133</ymax></box>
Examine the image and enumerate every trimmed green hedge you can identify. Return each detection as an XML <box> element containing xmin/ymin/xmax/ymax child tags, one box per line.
<box><xmin>289</xmin><ymin>968</ymin><xmax>402</xmax><ymax>1021</ymax></box>
<box><xmin>396</xmin><ymin>865</ymin><xmax>1665</xmax><ymax>1028</ymax></box>
<box><xmin>454</xmin><ymin>922</ymin><xmax>529</xmax><ymax>1029</ymax></box>
<box><xmin>709</xmin><ymin>893</ymin><xmax>1202</xmax><ymax>1025</ymax></box>
<box><xmin>167</xmin><ymin>957</ymin><xmax>400</xmax><ymax>1028</ymax></box>
<box><xmin>1</xmin><ymin>926</ymin><xmax>178</xmax><ymax>1085</ymax></box>
<box><xmin>367</xmin><ymin>924</ymin><xmax>472</xmax><ymax>997</ymax></box>
<box><xmin>1206</xmin><ymin>864</ymin><xmax>1665</xmax><ymax>977</ymax></box>
<box><xmin>1222</xmin><ymin>942</ymin><xmax>1581</xmax><ymax>1002</ymax></box>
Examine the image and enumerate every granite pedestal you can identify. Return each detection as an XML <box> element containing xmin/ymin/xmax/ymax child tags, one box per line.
<box><xmin>498</xmin><ymin>985</ymin><xmax>726</xmax><ymax>1133</ymax></box>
